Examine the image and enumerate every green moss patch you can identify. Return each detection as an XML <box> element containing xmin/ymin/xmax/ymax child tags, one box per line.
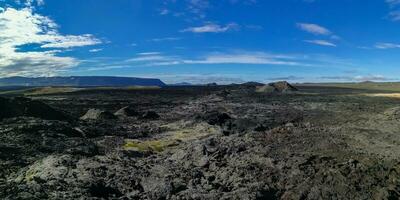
<box><xmin>123</xmin><ymin>140</ymin><xmax>177</xmax><ymax>152</ymax></box>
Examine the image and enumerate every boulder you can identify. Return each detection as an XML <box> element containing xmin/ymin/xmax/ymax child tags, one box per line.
<box><xmin>114</xmin><ymin>106</ymin><xmax>139</xmax><ymax>117</ymax></box>
<box><xmin>80</xmin><ymin>109</ymin><xmax>117</xmax><ymax>120</ymax></box>
<box><xmin>202</xmin><ymin>111</ymin><xmax>232</xmax><ymax>126</ymax></box>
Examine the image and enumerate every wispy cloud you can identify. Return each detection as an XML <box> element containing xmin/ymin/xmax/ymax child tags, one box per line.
<box><xmin>183</xmin><ymin>52</ymin><xmax>301</xmax><ymax>65</ymax></box>
<box><xmin>40</xmin><ymin>34</ymin><xmax>101</xmax><ymax>48</ymax></box>
<box><xmin>305</xmin><ymin>40</ymin><xmax>336</xmax><ymax>47</ymax></box>
<box><xmin>120</xmin><ymin>51</ymin><xmax>315</xmax><ymax>67</ymax></box>
<box><xmin>267</xmin><ymin>76</ymin><xmax>304</xmax><ymax>81</ymax></box>
<box><xmin>160</xmin><ymin>0</ymin><xmax>257</xmax><ymax>21</ymax></box>
<box><xmin>130</xmin><ymin>73</ymin><xmax>246</xmax><ymax>85</ymax></box>
<box><xmin>389</xmin><ymin>11</ymin><xmax>400</xmax><ymax>21</ymax></box>
<box><xmin>89</xmin><ymin>48</ymin><xmax>103</xmax><ymax>53</ymax></box>
<box><xmin>181</xmin><ymin>22</ymin><xmax>239</xmax><ymax>33</ymax></box>
<box><xmin>186</xmin><ymin>0</ymin><xmax>210</xmax><ymax>19</ymax></box>
<box><xmin>126</xmin><ymin>55</ymin><xmax>172</xmax><ymax>62</ymax></box>
<box><xmin>0</xmin><ymin>7</ymin><xmax>101</xmax><ymax>77</ymax></box>
<box><xmin>149</xmin><ymin>37</ymin><xmax>181</xmax><ymax>42</ymax></box>
<box><xmin>374</xmin><ymin>42</ymin><xmax>400</xmax><ymax>49</ymax></box>
<box><xmin>19</xmin><ymin>0</ymin><xmax>45</xmax><ymax>8</ymax></box>
<box><xmin>297</xmin><ymin>23</ymin><xmax>332</xmax><ymax>35</ymax></box>
<box><xmin>386</xmin><ymin>0</ymin><xmax>400</xmax><ymax>21</ymax></box>
<box><xmin>387</xmin><ymin>0</ymin><xmax>400</xmax><ymax>7</ymax></box>
<box><xmin>165</xmin><ymin>75</ymin><xmax>244</xmax><ymax>85</ymax></box>
<box><xmin>354</xmin><ymin>75</ymin><xmax>388</xmax><ymax>81</ymax></box>
<box><xmin>125</xmin><ymin>52</ymin><xmax>178</xmax><ymax>64</ymax></box>
<box><xmin>320</xmin><ymin>75</ymin><xmax>389</xmax><ymax>82</ymax></box>
<box><xmin>81</xmin><ymin>48</ymin><xmax>359</xmax><ymax>75</ymax></box>
<box><xmin>137</xmin><ymin>52</ymin><xmax>162</xmax><ymax>56</ymax></box>
<box><xmin>159</xmin><ymin>8</ymin><xmax>170</xmax><ymax>15</ymax></box>
<box><xmin>297</xmin><ymin>23</ymin><xmax>339</xmax><ymax>47</ymax></box>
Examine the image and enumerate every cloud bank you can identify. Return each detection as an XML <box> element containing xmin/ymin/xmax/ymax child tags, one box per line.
<box><xmin>0</xmin><ymin>7</ymin><xmax>101</xmax><ymax>77</ymax></box>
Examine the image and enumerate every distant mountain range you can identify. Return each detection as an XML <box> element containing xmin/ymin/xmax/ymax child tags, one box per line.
<box><xmin>0</xmin><ymin>76</ymin><xmax>166</xmax><ymax>87</ymax></box>
<box><xmin>169</xmin><ymin>82</ymin><xmax>193</xmax><ymax>86</ymax></box>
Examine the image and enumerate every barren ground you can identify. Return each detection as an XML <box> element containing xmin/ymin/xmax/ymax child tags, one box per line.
<box><xmin>1</xmin><ymin>84</ymin><xmax>400</xmax><ymax>199</ymax></box>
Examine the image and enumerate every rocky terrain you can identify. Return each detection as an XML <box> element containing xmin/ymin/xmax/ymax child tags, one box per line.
<box><xmin>1</xmin><ymin>82</ymin><xmax>400</xmax><ymax>199</ymax></box>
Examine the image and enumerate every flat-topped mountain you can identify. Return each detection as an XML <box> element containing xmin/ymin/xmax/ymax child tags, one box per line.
<box><xmin>0</xmin><ymin>76</ymin><xmax>166</xmax><ymax>87</ymax></box>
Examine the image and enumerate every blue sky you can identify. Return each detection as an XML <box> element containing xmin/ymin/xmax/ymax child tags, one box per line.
<box><xmin>1</xmin><ymin>0</ymin><xmax>400</xmax><ymax>84</ymax></box>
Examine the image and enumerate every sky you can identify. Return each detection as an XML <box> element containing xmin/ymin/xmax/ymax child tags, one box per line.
<box><xmin>1</xmin><ymin>0</ymin><xmax>400</xmax><ymax>84</ymax></box>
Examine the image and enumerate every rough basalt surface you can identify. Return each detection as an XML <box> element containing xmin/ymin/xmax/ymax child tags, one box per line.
<box><xmin>1</xmin><ymin>85</ymin><xmax>400</xmax><ymax>199</ymax></box>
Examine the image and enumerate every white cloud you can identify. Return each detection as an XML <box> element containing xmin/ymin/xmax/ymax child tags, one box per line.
<box><xmin>86</xmin><ymin>65</ymin><xmax>130</xmax><ymax>71</ymax></box>
<box><xmin>84</xmin><ymin>50</ymin><xmax>358</xmax><ymax>76</ymax></box>
<box><xmin>186</xmin><ymin>0</ymin><xmax>210</xmax><ymax>19</ymax></box>
<box><xmin>161</xmin><ymin>74</ymin><xmax>245</xmax><ymax>85</ymax></box>
<box><xmin>114</xmin><ymin>50</ymin><xmax>357</xmax><ymax>69</ymax></box>
<box><xmin>387</xmin><ymin>0</ymin><xmax>400</xmax><ymax>6</ymax></box>
<box><xmin>126</xmin><ymin>53</ymin><xmax>176</xmax><ymax>63</ymax></box>
<box><xmin>160</xmin><ymin>0</ymin><xmax>257</xmax><ymax>21</ymax></box>
<box><xmin>386</xmin><ymin>0</ymin><xmax>400</xmax><ymax>21</ymax></box>
<box><xmin>41</xmin><ymin>34</ymin><xmax>100</xmax><ymax>48</ymax></box>
<box><xmin>305</xmin><ymin>40</ymin><xmax>336</xmax><ymax>47</ymax></box>
<box><xmin>137</xmin><ymin>52</ymin><xmax>162</xmax><ymax>56</ymax></box>
<box><xmin>159</xmin><ymin>8</ymin><xmax>170</xmax><ymax>15</ymax></box>
<box><xmin>181</xmin><ymin>23</ymin><xmax>239</xmax><ymax>33</ymax></box>
<box><xmin>0</xmin><ymin>7</ymin><xmax>101</xmax><ymax>77</ymax></box>
<box><xmin>389</xmin><ymin>11</ymin><xmax>400</xmax><ymax>21</ymax></box>
<box><xmin>319</xmin><ymin>75</ymin><xmax>389</xmax><ymax>82</ymax></box>
<box><xmin>125</xmin><ymin>51</ymin><xmax>304</xmax><ymax>66</ymax></box>
<box><xmin>29</xmin><ymin>0</ymin><xmax>44</xmax><ymax>6</ymax></box>
<box><xmin>354</xmin><ymin>75</ymin><xmax>387</xmax><ymax>81</ymax></box>
<box><xmin>89</xmin><ymin>48</ymin><xmax>103</xmax><ymax>53</ymax></box>
<box><xmin>183</xmin><ymin>52</ymin><xmax>301</xmax><ymax>65</ymax></box>
<box><xmin>149</xmin><ymin>37</ymin><xmax>181</xmax><ymax>42</ymax></box>
<box><xmin>127</xmin><ymin>55</ymin><xmax>171</xmax><ymax>62</ymax></box>
<box><xmin>375</xmin><ymin>42</ymin><xmax>400</xmax><ymax>49</ymax></box>
<box><xmin>297</xmin><ymin>23</ymin><xmax>332</xmax><ymax>35</ymax></box>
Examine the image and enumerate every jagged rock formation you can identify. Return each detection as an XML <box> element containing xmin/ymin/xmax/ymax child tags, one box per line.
<box><xmin>269</xmin><ymin>81</ymin><xmax>298</xmax><ymax>92</ymax></box>
<box><xmin>114</xmin><ymin>106</ymin><xmax>139</xmax><ymax>117</ymax></box>
<box><xmin>257</xmin><ymin>81</ymin><xmax>298</xmax><ymax>93</ymax></box>
<box><xmin>80</xmin><ymin>109</ymin><xmax>117</xmax><ymax>120</ymax></box>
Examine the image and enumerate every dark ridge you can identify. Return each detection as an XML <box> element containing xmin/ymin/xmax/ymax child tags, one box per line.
<box><xmin>0</xmin><ymin>96</ymin><xmax>70</xmax><ymax>121</ymax></box>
